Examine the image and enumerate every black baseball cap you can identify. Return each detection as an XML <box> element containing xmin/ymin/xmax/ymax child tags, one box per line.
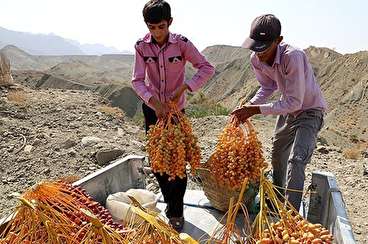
<box><xmin>242</xmin><ymin>14</ymin><xmax>281</xmax><ymax>52</ymax></box>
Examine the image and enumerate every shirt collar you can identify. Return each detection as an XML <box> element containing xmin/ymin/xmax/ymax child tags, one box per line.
<box><xmin>168</xmin><ymin>33</ymin><xmax>177</xmax><ymax>43</ymax></box>
<box><xmin>273</xmin><ymin>44</ymin><xmax>281</xmax><ymax>66</ymax></box>
<box><xmin>144</xmin><ymin>33</ymin><xmax>177</xmax><ymax>44</ymax></box>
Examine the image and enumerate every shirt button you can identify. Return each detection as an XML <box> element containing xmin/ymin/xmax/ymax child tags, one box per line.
<box><xmin>161</xmin><ymin>80</ymin><xmax>164</xmax><ymax>82</ymax></box>
<box><xmin>160</xmin><ymin>65</ymin><xmax>163</xmax><ymax>68</ymax></box>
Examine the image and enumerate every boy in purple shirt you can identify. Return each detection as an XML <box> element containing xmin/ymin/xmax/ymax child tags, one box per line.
<box><xmin>131</xmin><ymin>0</ymin><xmax>215</xmax><ymax>231</ymax></box>
<box><xmin>232</xmin><ymin>14</ymin><xmax>327</xmax><ymax>211</ymax></box>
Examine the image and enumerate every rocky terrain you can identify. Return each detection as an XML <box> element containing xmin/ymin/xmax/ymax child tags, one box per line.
<box><xmin>0</xmin><ymin>86</ymin><xmax>146</xmax><ymax>217</ymax></box>
<box><xmin>0</xmin><ymin>85</ymin><xmax>367</xmax><ymax>242</ymax></box>
<box><xmin>11</xmin><ymin>70</ymin><xmax>141</xmax><ymax>118</ymax></box>
<box><xmin>305</xmin><ymin>47</ymin><xmax>368</xmax><ymax>149</ymax></box>
<box><xmin>1</xmin><ymin>43</ymin><xmax>367</xmax><ymax>242</ymax></box>
<box><xmin>3</xmin><ymin>43</ymin><xmax>367</xmax><ymax>150</ymax></box>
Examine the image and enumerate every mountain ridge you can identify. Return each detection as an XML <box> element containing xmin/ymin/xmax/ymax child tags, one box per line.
<box><xmin>0</xmin><ymin>26</ymin><xmax>128</xmax><ymax>55</ymax></box>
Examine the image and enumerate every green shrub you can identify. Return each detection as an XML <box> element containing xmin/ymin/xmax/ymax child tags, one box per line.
<box><xmin>186</xmin><ymin>103</ymin><xmax>230</xmax><ymax>118</ymax></box>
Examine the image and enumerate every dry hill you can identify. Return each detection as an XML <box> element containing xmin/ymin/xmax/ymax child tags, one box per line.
<box><xmin>198</xmin><ymin>45</ymin><xmax>368</xmax><ymax>148</ymax></box>
<box><xmin>0</xmin><ymin>45</ymin><xmax>134</xmax><ymax>86</ymax></box>
<box><xmin>3</xmin><ymin>44</ymin><xmax>367</xmax><ymax>147</ymax></box>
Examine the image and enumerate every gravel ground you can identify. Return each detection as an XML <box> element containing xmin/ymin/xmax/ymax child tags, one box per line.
<box><xmin>1</xmin><ymin>86</ymin><xmax>367</xmax><ymax>242</ymax></box>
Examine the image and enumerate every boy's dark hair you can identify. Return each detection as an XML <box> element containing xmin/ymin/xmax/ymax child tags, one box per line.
<box><xmin>143</xmin><ymin>0</ymin><xmax>171</xmax><ymax>24</ymax></box>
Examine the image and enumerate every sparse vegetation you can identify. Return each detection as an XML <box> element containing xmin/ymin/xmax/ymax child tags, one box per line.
<box><xmin>350</xmin><ymin>134</ymin><xmax>359</xmax><ymax>143</ymax></box>
<box><xmin>186</xmin><ymin>103</ymin><xmax>230</xmax><ymax>118</ymax></box>
<box><xmin>7</xmin><ymin>90</ymin><xmax>27</xmax><ymax>105</ymax></box>
<box><xmin>132</xmin><ymin>111</ymin><xmax>145</xmax><ymax>126</ymax></box>
<box><xmin>186</xmin><ymin>92</ymin><xmax>230</xmax><ymax>118</ymax></box>
<box><xmin>130</xmin><ymin>103</ymin><xmax>229</xmax><ymax>123</ymax></box>
<box><xmin>130</xmin><ymin>92</ymin><xmax>230</xmax><ymax>123</ymax></box>
<box><xmin>342</xmin><ymin>143</ymin><xmax>366</xmax><ymax>160</ymax></box>
<box><xmin>343</xmin><ymin>148</ymin><xmax>361</xmax><ymax>160</ymax></box>
<box><xmin>97</xmin><ymin>105</ymin><xmax>124</xmax><ymax>119</ymax></box>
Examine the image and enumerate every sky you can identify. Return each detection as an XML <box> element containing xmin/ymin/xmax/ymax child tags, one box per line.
<box><xmin>0</xmin><ymin>0</ymin><xmax>367</xmax><ymax>54</ymax></box>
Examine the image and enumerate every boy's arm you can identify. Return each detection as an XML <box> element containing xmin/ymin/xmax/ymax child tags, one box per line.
<box><xmin>258</xmin><ymin>52</ymin><xmax>306</xmax><ymax>115</ymax></box>
<box><xmin>182</xmin><ymin>39</ymin><xmax>215</xmax><ymax>92</ymax></box>
<box><xmin>231</xmin><ymin>53</ymin><xmax>305</xmax><ymax>121</ymax></box>
<box><xmin>131</xmin><ymin>45</ymin><xmax>153</xmax><ymax>104</ymax></box>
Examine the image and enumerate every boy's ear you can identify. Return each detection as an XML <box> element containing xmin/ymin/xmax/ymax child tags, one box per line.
<box><xmin>277</xmin><ymin>36</ymin><xmax>283</xmax><ymax>44</ymax></box>
<box><xmin>168</xmin><ymin>17</ymin><xmax>173</xmax><ymax>26</ymax></box>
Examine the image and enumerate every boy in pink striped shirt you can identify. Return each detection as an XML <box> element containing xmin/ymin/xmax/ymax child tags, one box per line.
<box><xmin>131</xmin><ymin>0</ymin><xmax>215</xmax><ymax>231</ymax></box>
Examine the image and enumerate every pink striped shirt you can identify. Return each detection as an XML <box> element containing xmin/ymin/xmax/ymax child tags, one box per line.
<box><xmin>131</xmin><ymin>33</ymin><xmax>215</xmax><ymax>110</ymax></box>
<box><xmin>250</xmin><ymin>42</ymin><xmax>327</xmax><ymax>116</ymax></box>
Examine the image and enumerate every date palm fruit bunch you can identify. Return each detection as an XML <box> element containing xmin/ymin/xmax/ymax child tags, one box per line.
<box><xmin>0</xmin><ymin>181</ymin><xmax>127</xmax><ymax>243</ymax></box>
<box><xmin>147</xmin><ymin>104</ymin><xmax>201</xmax><ymax>181</ymax></box>
<box><xmin>254</xmin><ymin>173</ymin><xmax>333</xmax><ymax>244</ymax></box>
<box><xmin>208</xmin><ymin>118</ymin><xmax>266</xmax><ymax>189</ymax></box>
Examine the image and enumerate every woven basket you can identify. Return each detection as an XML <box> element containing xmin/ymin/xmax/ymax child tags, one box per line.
<box><xmin>196</xmin><ymin>165</ymin><xmax>259</xmax><ymax>212</ymax></box>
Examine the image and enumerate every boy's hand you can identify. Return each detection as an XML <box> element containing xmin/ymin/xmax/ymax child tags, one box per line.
<box><xmin>231</xmin><ymin>105</ymin><xmax>261</xmax><ymax>123</ymax></box>
<box><xmin>149</xmin><ymin>97</ymin><xmax>168</xmax><ymax>118</ymax></box>
<box><xmin>171</xmin><ymin>84</ymin><xmax>189</xmax><ymax>104</ymax></box>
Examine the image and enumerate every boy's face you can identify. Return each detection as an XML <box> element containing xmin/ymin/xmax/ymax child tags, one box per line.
<box><xmin>256</xmin><ymin>42</ymin><xmax>277</xmax><ymax>62</ymax></box>
<box><xmin>256</xmin><ymin>36</ymin><xmax>283</xmax><ymax>64</ymax></box>
<box><xmin>146</xmin><ymin>18</ymin><xmax>172</xmax><ymax>45</ymax></box>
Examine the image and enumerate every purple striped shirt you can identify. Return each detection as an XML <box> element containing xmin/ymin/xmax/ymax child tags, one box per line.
<box><xmin>250</xmin><ymin>42</ymin><xmax>327</xmax><ymax>116</ymax></box>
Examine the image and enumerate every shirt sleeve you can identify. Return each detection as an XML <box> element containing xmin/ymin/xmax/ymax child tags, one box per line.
<box><xmin>131</xmin><ymin>44</ymin><xmax>153</xmax><ymax>104</ymax></box>
<box><xmin>250</xmin><ymin>64</ymin><xmax>277</xmax><ymax>105</ymax></box>
<box><xmin>259</xmin><ymin>52</ymin><xmax>306</xmax><ymax>115</ymax></box>
<box><xmin>182</xmin><ymin>40</ymin><xmax>215</xmax><ymax>92</ymax></box>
